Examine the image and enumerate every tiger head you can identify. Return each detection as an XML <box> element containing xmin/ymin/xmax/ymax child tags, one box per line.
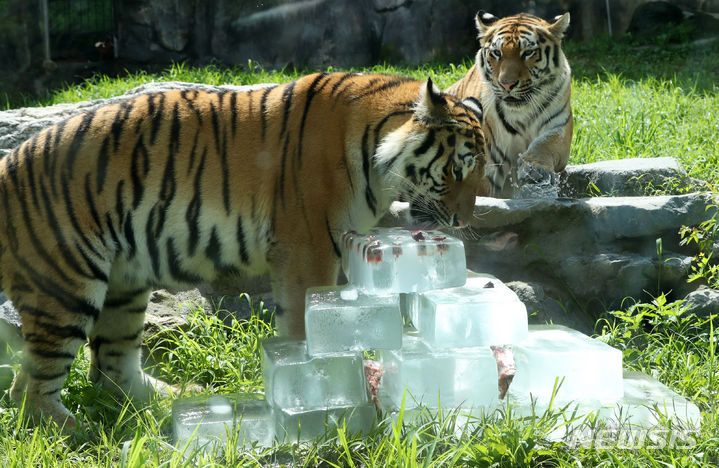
<box><xmin>475</xmin><ymin>11</ymin><xmax>570</xmax><ymax>105</ymax></box>
<box><xmin>376</xmin><ymin>79</ymin><xmax>486</xmax><ymax>228</ymax></box>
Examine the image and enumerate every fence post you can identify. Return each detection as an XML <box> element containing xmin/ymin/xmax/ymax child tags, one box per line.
<box><xmin>40</xmin><ymin>0</ymin><xmax>51</xmax><ymax>63</ymax></box>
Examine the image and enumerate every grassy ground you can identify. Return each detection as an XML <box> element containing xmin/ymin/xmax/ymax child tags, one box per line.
<box><xmin>1</xmin><ymin>34</ymin><xmax>719</xmax><ymax>466</ymax></box>
<box><xmin>1</xmin><ymin>294</ymin><xmax>717</xmax><ymax>467</ymax></box>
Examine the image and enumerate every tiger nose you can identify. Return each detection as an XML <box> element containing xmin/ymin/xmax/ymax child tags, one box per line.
<box><xmin>452</xmin><ymin>214</ymin><xmax>466</xmax><ymax>228</ymax></box>
<box><xmin>501</xmin><ymin>81</ymin><xmax>518</xmax><ymax>92</ymax></box>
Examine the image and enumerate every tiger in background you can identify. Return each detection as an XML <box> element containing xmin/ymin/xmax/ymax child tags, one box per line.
<box><xmin>447</xmin><ymin>11</ymin><xmax>572</xmax><ymax>198</ymax></box>
<box><xmin>0</xmin><ymin>72</ymin><xmax>486</xmax><ymax>428</ymax></box>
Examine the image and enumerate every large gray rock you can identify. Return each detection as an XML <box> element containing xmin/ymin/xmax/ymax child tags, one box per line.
<box><xmin>559</xmin><ymin>157</ymin><xmax>697</xmax><ymax>197</ymax></box>
<box><xmin>112</xmin><ymin>0</ymin><xmax>588</xmax><ymax>69</ymax></box>
<box><xmin>197</xmin><ymin>274</ymin><xmax>276</xmax><ymax>325</ymax></box>
<box><xmin>383</xmin><ymin>191</ymin><xmax>713</xmax><ymax>332</ymax></box>
<box><xmin>0</xmin><ymin>81</ymin><xmax>274</xmax><ymax>158</ymax></box>
<box><xmin>628</xmin><ymin>1</ymin><xmax>685</xmax><ymax>35</ymax></box>
<box><xmin>144</xmin><ymin>289</ymin><xmax>206</xmax><ymax>338</ymax></box>
<box><xmin>682</xmin><ymin>287</ymin><xmax>719</xmax><ymax>318</ymax></box>
<box><xmin>465</xmin><ymin>194</ymin><xmax>709</xmax><ymax>331</ymax></box>
<box><xmin>5</xmin><ymin>0</ymin><xmax>719</xmax><ymax>98</ymax></box>
<box><xmin>216</xmin><ymin>0</ymin><xmax>381</xmax><ymax>69</ymax></box>
<box><xmin>505</xmin><ymin>281</ymin><xmax>581</xmax><ymax>329</ymax></box>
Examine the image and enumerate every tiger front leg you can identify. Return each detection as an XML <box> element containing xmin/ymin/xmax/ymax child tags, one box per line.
<box><xmin>517</xmin><ymin>126</ymin><xmax>572</xmax><ymax>195</ymax></box>
<box><xmin>269</xmin><ymin>243</ymin><xmax>341</xmax><ymax>338</ymax></box>
<box><xmin>517</xmin><ymin>124</ymin><xmax>572</xmax><ymax>183</ymax></box>
<box><xmin>88</xmin><ymin>286</ymin><xmax>172</xmax><ymax>402</ymax></box>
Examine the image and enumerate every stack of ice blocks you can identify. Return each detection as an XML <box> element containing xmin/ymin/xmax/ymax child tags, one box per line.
<box><xmin>172</xmin><ymin>227</ymin><xmax>701</xmax><ymax>451</ymax></box>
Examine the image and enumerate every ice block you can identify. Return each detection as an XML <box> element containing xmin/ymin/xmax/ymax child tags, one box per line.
<box><xmin>275</xmin><ymin>401</ymin><xmax>378</xmax><ymax>442</ymax></box>
<box><xmin>305</xmin><ymin>286</ymin><xmax>402</xmax><ymax>356</ymax></box>
<box><xmin>262</xmin><ymin>337</ymin><xmax>369</xmax><ymax>410</ymax></box>
<box><xmin>378</xmin><ymin>335</ymin><xmax>499</xmax><ymax>410</ymax></box>
<box><xmin>599</xmin><ymin>371</ymin><xmax>701</xmax><ymax>428</ymax></box>
<box><xmin>414</xmin><ymin>272</ymin><xmax>528</xmax><ymax>347</ymax></box>
<box><xmin>341</xmin><ymin>228</ymin><xmax>466</xmax><ymax>294</ymax></box>
<box><xmin>172</xmin><ymin>394</ymin><xmax>274</xmax><ymax>450</ymax></box>
<box><xmin>506</xmin><ymin>371</ymin><xmax>701</xmax><ymax>442</ymax></box>
<box><xmin>509</xmin><ymin>325</ymin><xmax>624</xmax><ymax>404</ymax></box>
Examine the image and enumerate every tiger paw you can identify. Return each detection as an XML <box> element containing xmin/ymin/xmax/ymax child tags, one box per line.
<box><xmin>11</xmin><ymin>375</ymin><xmax>78</xmax><ymax>430</ymax></box>
<box><xmin>130</xmin><ymin>372</ymin><xmax>175</xmax><ymax>401</ymax></box>
<box><xmin>169</xmin><ymin>381</ymin><xmax>204</xmax><ymax>396</ymax></box>
<box><xmin>517</xmin><ymin>158</ymin><xmax>559</xmax><ymax>198</ymax></box>
<box><xmin>517</xmin><ymin>158</ymin><xmax>553</xmax><ymax>185</ymax></box>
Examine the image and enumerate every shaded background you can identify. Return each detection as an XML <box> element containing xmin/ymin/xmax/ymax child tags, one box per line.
<box><xmin>1</xmin><ymin>0</ymin><xmax>719</xmax><ymax>97</ymax></box>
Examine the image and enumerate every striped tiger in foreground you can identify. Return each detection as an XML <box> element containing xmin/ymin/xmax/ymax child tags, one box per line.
<box><xmin>447</xmin><ymin>11</ymin><xmax>572</xmax><ymax>198</ymax></box>
<box><xmin>0</xmin><ymin>72</ymin><xmax>485</xmax><ymax>428</ymax></box>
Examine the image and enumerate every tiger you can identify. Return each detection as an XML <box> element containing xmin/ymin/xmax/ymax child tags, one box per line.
<box><xmin>447</xmin><ymin>11</ymin><xmax>572</xmax><ymax>198</ymax></box>
<box><xmin>0</xmin><ymin>72</ymin><xmax>485</xmax><ymax>428</ymax></box>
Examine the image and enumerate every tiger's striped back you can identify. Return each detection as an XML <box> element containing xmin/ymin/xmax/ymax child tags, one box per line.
<box><xmin>0</xmin><ymin>72</ymin><xmax>485</xmax><ymax>427</ymax></box>
<box><xmin>447</xmin><ymin>11</ymin><xmax>572</xmax><ymax>198</ymax></box>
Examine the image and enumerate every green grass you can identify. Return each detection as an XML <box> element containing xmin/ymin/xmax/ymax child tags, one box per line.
<box><xmin>3</xmin><ymin>37</ymin><xmax>718</xmax><ymax>186</ymax></box>
<box><xmin>2</xmin><ymin>34</ymin><xmax>719</xmax><ymax>466</ymax></box>
<box><xmin>565</xmin><ymin>38</ymin><xmax>719</xmax><ymax>184</ymax></box>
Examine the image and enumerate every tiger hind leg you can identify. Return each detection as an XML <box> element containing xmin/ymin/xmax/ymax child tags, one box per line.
<box><xmin>9</xmin><ymin>281</ymin><xmax>106</xmax><ymax>430</ymax></box>
<box><xmin>88</xmin><ymin>287</ymin><xmax>171</xmax><ymax>402</ymax></box>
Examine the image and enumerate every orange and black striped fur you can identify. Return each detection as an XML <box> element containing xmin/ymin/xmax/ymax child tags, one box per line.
<box><xmin>0</xmin><ymin>72</ymin><xmax>485</xmax><ymax>427</ymax></box>
<box><xmin>447</xmin><ymin>11</ymin><xmax>572</xmax><ymax>198</ymax></box>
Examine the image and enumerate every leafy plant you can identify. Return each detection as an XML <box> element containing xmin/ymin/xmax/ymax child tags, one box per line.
<box><xmin>147</xmin><ymin>297</ymin><xmax>275</xmax><ymax>393</ymax></box>
<box><xmin>680</xmin><ymin>199</ymin><xmax>719</xmax><ymax>288</ymax></box>
<box><xmin>599</xmin><ymin>294</ymin><xmax>717</xmax><ymax>410</ymax></box>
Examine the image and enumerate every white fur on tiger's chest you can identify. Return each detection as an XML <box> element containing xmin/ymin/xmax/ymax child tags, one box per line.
<box><xmin>480</xmin><ymin>77</ymin><xmax>569</xmax><ymax>197</ymax></box>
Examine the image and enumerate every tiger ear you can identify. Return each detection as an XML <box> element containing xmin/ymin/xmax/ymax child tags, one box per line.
<box><xmin>548</xmin><ymin>12</ymin><xmax>570</xmax><ymax>39</ymax></box>
<box><xmin>475</xmin><ymin>10</ymin><xmax>499</xmax><ymax>38</ymax></box>
<box><xmin>414</xmin><ymin>78</ymin><xmax>453</xmax><ymax>127</ymax></box>
<box><xmin>462</xmin><ymin>97</ymin><xmax>483</xmax><ymax>121</ymax></box>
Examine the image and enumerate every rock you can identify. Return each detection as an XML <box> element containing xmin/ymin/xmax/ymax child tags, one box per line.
<box><xmin>383</xmin><ymin>192</ymin><xmax>714</xmax><ymax>330</ymax></box>
<box><xmin>141</xmin><ymin>288</ymin><xmax>205</xmax><ymax>371</ymax></box>
<box><xmin>558</xmin><ymin>252</ymin><xmax>692</xmax><ymax>300</ymax></box>
<box><xmin>217</xmin><ymin>0</ymin><xmax>380</xmax><ymax>69</ymax></box>
<box><xmin>467</xmin><ymin>194</ymin><xmax>708</xmax><ymax>327</ymax></box>
<box><xmin>151</xmin><ymin>0</ymin><xmax>195</xmax><ymax>52</ymax></box>
<box><xmin>470</xmin><ymin>194</ymin><xmax>712</xmax><ymax>246</ymax></box>
<box><xmin>0</xmin><ymin>294</ymin><xmax>21</xmax><ymax>346</ymax></box>
<box><xmin>505</xmin><ymin>281</ymin><xmax>585</xmax><ymax>331</ymax></box>
<box><xmin>506</xmin><ymin>281</ymin><xmax>545</xmax><ymax>307</ymax></box>
<box><xmin>684</xmin><ymin>12</ymin><xmax>719</xmax><ymax>38</ymax></box>
<box><xmin>0</xmin><ymin>81</ymin><xmax>274</xmax><ymax>157</ymax></box>
<box><xmin>376</xmin><ymin>0</ymin><xmax>479</xmax><ymax>64</ymax></box>
<box><xmin>197</xmin><ymin>273</ymin><xmax>276</xmax><ymax>325</ymax></box>
<box><xmin>143</xmin><ymin>289</ymin><xmax>206</xmax><ymax>346</ymax></box>
<box><xmin>114</xmin><ymin>0</ymin><xmax>522</xmax><ymax>68</ymax></box>
<box><xmin>0</xmin><ymin>293</ymin><xmax>22</xmax><ymax>391</ymax></box>
<box><xmin>559</xmin><ymin>157</ymin><xmax>693</xmax><ymax>197</ymax></box>
<box><xmin>683</xmin><ymin>287</ymin><xmax>719</xmax><ymax>318</ymax></box>
<box><xmin>628</xmin><ymin>1</ymin><xmax>685</xmax><ymax>35</ymax></box>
